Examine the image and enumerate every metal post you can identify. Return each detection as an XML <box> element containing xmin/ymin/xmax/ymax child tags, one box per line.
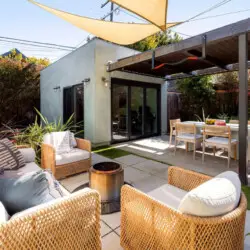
<box><xmin>110</xmin><ymin>2</ymin><xmax>114</xmax><ymax>21</ymax></box>
<box><xmin>238</xmin><ymin>33</ymin><xmax>248</xmax><ymax>185</ymax></box>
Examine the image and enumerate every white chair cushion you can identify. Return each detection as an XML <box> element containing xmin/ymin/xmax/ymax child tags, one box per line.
<box><xmin>0</xmin><ymin>202</ymin><xmax>9</xmax><ymax>223</ymax></box>
<box><xmin>70</xmin><ymin>132</ymin><xmax>77</xmax><ymax>147</ymax></box>
<box><xmin>18</xmin><ymin>148</ymin><xmax>36</xmax><ymax>163</ymax></box>
<box><xmin>205</xmin><ymin>137</ymin><xmax>237</xmax><ymax>144</ymax></box>
<box><xmin>2</xmin><ymin>162</ymin><xmax>41</xmax><ymax>178</ymax></box>
<box><xmin>177</xmin><ymin>133</ymin><xmax>202</xmax><ymax>140</ymax></box>
<box><xmin>56</xmin><ymin>148</ymin><xmax>90</xmax><ymax>165</ymax></box>
<box><xmin>148</xmin><ymin>184</ymin><xmax>187</xmax><ymax>210</ymax></box>
<box><xmin>51</xmin><ymin>131</ymin><xmax>71</xmax><ymax>154</ymax></box>
<box><xmin>178</xmin><ymin>171</ymin><xmax>241</xmax><ymax>217</ymax></box>
<box><xmin>44</xmin><ymin>132</ymin><xmax>77</xmax><ymax>149</ymax></box>
<box><xmin>43</xmin><ymin>133</ymin><xmax>52</xmax><ymax>145</ymax></box>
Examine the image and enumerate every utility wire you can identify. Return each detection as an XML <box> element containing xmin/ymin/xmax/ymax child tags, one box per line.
<box><xmin>186</xmin><ymin>0</ymin><xmax>232</xmax><ymax>22</ymax></box>
<box><xmin>0</xmin><ymin>36</ymin><xmax>75</xmax><ymax>50</ymax></box>
<box><xmin>0</xmin><ymin>39</ymin><xmax>74</xmax><ymax>51</ymax></box>
<box><xmin>189</xmin><ymin>8</ymin><xmax>250</xmax><ymax>22</ymax></box>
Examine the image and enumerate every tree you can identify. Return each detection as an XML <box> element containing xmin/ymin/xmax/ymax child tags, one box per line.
<box><xmin>176</xmin><ymin>76</ymin><xmax>215</xmax><ymax>120</ymax></box>
<box><xmin>0</xmin><ymin>49</ymin><xmax>50</xmax><ymax>67</ymax></box>
<box><xmin>128</xmin><ymin>30</ymin><xmax>182</xmax><ymax>52</ymax></box>
<box><xmin>0</xmin><ymin>58</ymin><xmax>44</xmax><ymax>126</ymax></box>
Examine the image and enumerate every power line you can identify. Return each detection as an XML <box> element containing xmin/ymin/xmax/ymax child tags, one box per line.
<box><xmin>189</xmin><ymin>8</ymin><xmax>250</xmax><ymax>22</ymax></box>
<box><xmin>186</xmin><ymin>0</ymin><xmax>232</xmax><ymax>22</ymax></box>
<box><xmin>0</xmin><ymin>36</ymin><xmax>75</xmax><ymax>51</ymax></box>
<box><xmin>0</xmin><ymin>38</ymin><xmax>74</xmax><ymax>51</ymax></box>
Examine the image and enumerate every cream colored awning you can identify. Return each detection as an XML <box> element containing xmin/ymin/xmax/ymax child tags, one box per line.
<box><xmin>29</xmin><ymin>0</ymin><xmax>180</xmax><ymax>45</ymax></box>
<box><xmin>110</xmin><ymin>0</ymin><xmax>168</xmax><ymax>30</ymax></box>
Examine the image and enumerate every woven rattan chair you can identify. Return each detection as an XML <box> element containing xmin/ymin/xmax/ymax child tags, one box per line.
<box><xmin>174</xmin><ymin>123</ymin><xmax>202</xmax><ymax>160</ymax></box>
<box><xmin>41</xmin><ymin>138</ymin><xmax>91</xmax><ymax>179</ymax></box>
<box><xmin>169</xmin><ymin>118</ymin><xmax>181</xmax><ymax>146</ymax></box>
<box><xmin>202</xmin><ymin>125</ymin><xmax>238</xmax><ymax>168</ymax></box>
<box><xmin>121</xmin><ymin>167</ymin><xmax>247</xmax><ymax>250</ymax></box>
<box><xmin>0</xmin><ymin>188</ymin><xmax>101</xmax><ymax>250</ymax></box>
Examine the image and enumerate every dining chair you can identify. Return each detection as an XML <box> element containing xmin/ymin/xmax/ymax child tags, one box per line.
<box><xmin>202</xmin><ymin>125</ymin><xmax>238</xmax><ymax>168</ymax></box>
<box><xmin>229</xmin><ymin>120</ymin><xmax>250</xmax><ymax>124</ymax></box>
<box><xmin>229</xmin><ymin>120</ymin><xmax>239</xmax><ymax>124</ymax></box>
<box><xmin>169</xmin><ymin>118</ymin><xmax>181</xmax><ymax>146</ymax></box>
<box><xmin>174</xmin><ymin>123</ymin><xmax>202</xmax><ymax>160</ymax></box>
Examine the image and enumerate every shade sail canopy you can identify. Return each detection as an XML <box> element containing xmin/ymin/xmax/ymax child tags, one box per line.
<box><xmin>29</xmin><ymin>0</ymin><xmax>180</xmax><ymax>45</ymax></box>
<box><xmin>110</xmin><ymin>0</ymin><xmax>168</xmax><ymax>30</ymax></box>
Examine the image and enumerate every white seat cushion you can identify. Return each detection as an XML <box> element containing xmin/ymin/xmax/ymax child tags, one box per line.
<box><xmin>148</xmin><ymin>184</ymin><xmax>187</xmax><ymax>210</ymax></box>
<box><xmin>177</xmin><ymin>133</ymin><xmax>202</xmax><ymax>140</ymax></box>
<box><xmin>205</xmin><ymin>137</ymin><xmax>237</xmax><ymax>144</ymax></box>
<box><xmin>0</xmin><ymin>202</ymin><xmax>9</xmax><ymax>223</ymax></box>
<box><xmin>2</xmin><ymin>162</ymin><xmax>41</xmax><ymax>178</ymax></box>
<box><xmin>178</xmin><ymin>171</ymin><xmax>241</xmax><ymax>217</ymax></box>
<box><xmin>56</xmin><ymin>148</ymin><xmax>90</xmax><ymax>165</ymax></box>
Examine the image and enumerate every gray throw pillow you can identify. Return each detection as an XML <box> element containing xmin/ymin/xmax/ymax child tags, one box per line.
<box><xmin>0</xmin><ymin>138</ymin><xmax>25</xmax><ymax>170</ymax></box>
<box><xmin>0</xmin><ymin>170</ymin><xmax>63</xmax><ymax>215</ymax></box>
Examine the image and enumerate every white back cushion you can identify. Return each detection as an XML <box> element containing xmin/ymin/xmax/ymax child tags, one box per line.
<box><xmin>70</xmin><ymin>132</ymin><xmax>77</xmax><ymax>147</ymax></box>
<box><xmin>44</xmin><ymin>132</ymin><xmax>77</xmax><ymax>148</ymax></box>
<box><xmin>43</xmin><ymin>133</ymin><xmax>52</xmax><ymax>145</ymax></box>
<box><xmin>18</xmin><ymin>148</ymin><xmax>36</xmax><ymax>163</ymax></box>
<box><xmin>178</xmin><ymin>171</ymin><xmax>241</xmax><ymax>217</ymax></box>
<box><xmin>0</xmin><ymin>202</ymin><xmax>9</xmax><ymax>223</ymax></box>
<box><xmin>51</xmin><ymin>131</ymin><xmax>71</xmax><ymax>154</ymax></box>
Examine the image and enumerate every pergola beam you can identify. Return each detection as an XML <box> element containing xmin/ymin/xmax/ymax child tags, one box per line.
<box><xmin>107</xmin><ymin>18</ymin><xmax>250</xmax><ymax>73</ymax></box>
<box><xmin>165</xmin><ymin>62</ymin><xmax>250</xmax><ymax>80</ymax></box>
<box><xmin>187</xmin><ymin>50</ymin><xmax>229</xmax><ymax>70</ymax></box>
<box><xmin>238</xmin><ymin>33</ymin><xmax>248</xmax><ymax>185</ymax></box>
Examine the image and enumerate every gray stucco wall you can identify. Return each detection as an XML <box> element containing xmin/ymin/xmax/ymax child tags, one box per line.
<box><xmin>40</xmin><ymin>40</ymin><xmax>96</xmax><ymax>141</ymax></box>
<box><xmin>40</xmin><ymin>38</ymin><xmax>166</xmax><ymax>145</ymax></box>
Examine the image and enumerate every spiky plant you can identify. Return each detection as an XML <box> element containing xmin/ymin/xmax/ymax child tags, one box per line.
<box><xmin>14</xmin><ymin>108</ymin><xmax>83</xmax><ymax>163</ymax></box>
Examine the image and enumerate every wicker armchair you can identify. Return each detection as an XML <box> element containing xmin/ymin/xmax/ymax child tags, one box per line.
<box><xmin>41</xmin><ymin>138</ymin><xmax>91</xmax><ymax>179</ymax></box>
<box><xmin>121</xmin><ymin>167</ymin><xmax>247</xmax><ymax>250</ymax></box>
<box><xmin>0</xmin><ymin>189</ymin><xmax>101</xmax><ymax>250</ymax></box>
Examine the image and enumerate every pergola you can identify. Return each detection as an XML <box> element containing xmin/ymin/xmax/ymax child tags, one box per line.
<box><xmin>107</xmin><ymin>18</ymin><xmax>250</xmax><ymax>185</ymax></box>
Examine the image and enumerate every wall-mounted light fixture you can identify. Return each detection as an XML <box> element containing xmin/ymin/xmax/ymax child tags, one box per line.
<box><xmin>106</xmin><ymin>61</ymin><xmax>112</xmax><ymax>72</ymax></box>
<box><xmin>80</xmin><ymin>78</ymin><xmax>91</xmax><ymax>87</ymax></box>
<box><xmin>53</xmin><ymin>86</ymin><xmax>61</xmax><ymax>92</ymax></box>
<box><xmin>101</xmin><ymin>77</ymin><xmax>110</xmax><ymax>87</ymax></box>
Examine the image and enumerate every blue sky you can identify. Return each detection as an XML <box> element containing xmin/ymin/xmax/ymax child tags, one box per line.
<box><xmin>0</xmin><ymin>0</ymin><xmax>249</xmax><ymax>61</ymax></box>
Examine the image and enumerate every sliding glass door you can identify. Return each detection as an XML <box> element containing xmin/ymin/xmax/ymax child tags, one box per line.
<box><xmin>63</xmin><ymin>84</ymin><xmax>84</xmax><ymax>134</ymax></box>
<box><xmin>112</xmin><ymin>84</ymin><xmax>129</xmax><ymax>141</ymax></box>
<box><xmin>145</xmin><ymin>88</ymin><xmax>158</xmax><ymax>135</ymax></box>
<box><xmin>130</xmin><ymin>87</ymin><xmax>143</xmax><ymax>139</ymax></box>
<box><xmin>111</xmin><ymin>79</ymin><xmax>160</xmax><ymax>142</ymax></box>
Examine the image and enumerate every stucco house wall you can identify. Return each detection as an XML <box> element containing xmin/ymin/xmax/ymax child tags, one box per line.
<box><xmin>40</xmin><ymin>38</ymin><xmax>167</xmax><ymax>146</ymax></box>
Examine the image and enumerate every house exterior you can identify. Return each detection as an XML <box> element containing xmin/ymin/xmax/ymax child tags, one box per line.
<box><xmin>40</xmin><ymin>38</ymin><xmax>167</xmax><ymax>146</ymax></box>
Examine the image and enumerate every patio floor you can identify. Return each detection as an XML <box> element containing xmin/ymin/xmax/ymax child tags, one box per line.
<box><xmin>116</xmin><ymin>135</ymin><xmax>250</xmax><ymax>181</ymax></box>
<box><xmin>61</xmin><ymin>152</ymin><xmax>250</xmax><ymax>249</ymax></box>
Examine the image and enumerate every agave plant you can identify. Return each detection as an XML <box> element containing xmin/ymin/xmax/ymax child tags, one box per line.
<box><xmin>14</xmin><ymin>108</ymin><xmax>83</xmax><ymax>163</ymax></box>
<box><xmin>217</xmin><ymin>113</ymin><xmax>229</xmax><ymax>123</ymax></box>
<box><xmin>194</xmin><ymin>108</ymin><xmax>209</xmax><ymax>122</ymax></box>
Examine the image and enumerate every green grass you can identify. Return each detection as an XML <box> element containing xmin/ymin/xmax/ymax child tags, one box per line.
<box><xmin>242</xmin><ymin>186</ymin><xmax>250</xmax><ymax>210</ymax></box>
<box><xmin>93</xmin><ymin>146</ymin><xmax>131</xmax><ymax>159</ymax></box>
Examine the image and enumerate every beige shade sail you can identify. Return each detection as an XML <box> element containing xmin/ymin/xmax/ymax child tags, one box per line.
<box><xmin>110</xmin><ymin>0</ymin><xmax>168</xmax><ymax>30</ymax></box>
<box><xmin>29</xmin><ymin>0</ymin><xmax>180</xmax><ymax>45</ymax></box>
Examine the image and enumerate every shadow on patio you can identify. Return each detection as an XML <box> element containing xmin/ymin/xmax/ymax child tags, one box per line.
<box><xmin>116</xmin><ymin>135</ymin><xmax>250</xmax><ymax>182</ymax></box>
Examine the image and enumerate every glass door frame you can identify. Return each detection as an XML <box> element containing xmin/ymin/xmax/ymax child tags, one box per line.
<box><xmin>111</xmin><ymin>78</ymin><xmax>161</xmax><ymax>143</ymax></box>
<box><xmin>63</xmin><ymin>83</ymin><xmax>84</xmax><ymax>125</ymax></box>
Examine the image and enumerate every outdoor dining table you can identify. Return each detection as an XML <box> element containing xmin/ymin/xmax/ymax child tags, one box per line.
<box><xmin>182</xmin><ymin>121</ymin><xmax>250</xmax><ymax>160</ymax></box>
